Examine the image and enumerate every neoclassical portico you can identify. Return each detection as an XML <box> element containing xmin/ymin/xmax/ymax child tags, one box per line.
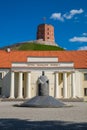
<box><xmin>9</xmin><ymin>57</ymin><xmax>76</xmax><ymax>99</ymax></box>
<box><xmin>9</xmin><ymin>70</ymin><xmax>76</xmax><ymax>99</ymax></box>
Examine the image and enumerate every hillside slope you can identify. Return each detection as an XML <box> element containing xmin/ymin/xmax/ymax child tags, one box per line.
<box><xmin>2</xmin><ymin>42</ymin><xmax>64</xmax><ymax>51</ymax></box>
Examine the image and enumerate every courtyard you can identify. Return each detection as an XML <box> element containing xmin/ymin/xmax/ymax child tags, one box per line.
<box><xmin>0</xmin><ymin>101</ymin><xmax>87</xmax><ymax>129</ymax></box>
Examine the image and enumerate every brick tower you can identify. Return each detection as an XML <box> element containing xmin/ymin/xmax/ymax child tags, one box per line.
<box><xmin>36</xmin><ymin>24</ymin><xmax>55</xmax><ymax>42</ymax></box>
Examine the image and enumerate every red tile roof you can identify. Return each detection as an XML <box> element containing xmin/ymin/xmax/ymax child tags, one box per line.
<box><xmin>0</xmin><ymin>50</ymin><xmax>87</xmax><ymax>69</ymax></box>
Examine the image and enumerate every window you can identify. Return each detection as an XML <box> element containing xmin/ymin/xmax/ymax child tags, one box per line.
<box><xmin>47</xmin><ymin>28</ymin><xmax>49</xmax><ymax>31</ymax></box>
<box><xmin>84</xmin><ymin>88</ymin><xmax>87</xmax><ymax>96</ymax></box>
<box><xmin>47</xmin><ymin>37</ymin><xmax>49</xmax><ymax>39</ymax></box>
<box><xmin>0</xmin><ymin>73</ymin><xmax>2</xmax><ymax>79</ymax></box>
<box><xmin>84</xmin><ymin>73</ymin><xmax>87</xmax><ymax>80</ymax></box>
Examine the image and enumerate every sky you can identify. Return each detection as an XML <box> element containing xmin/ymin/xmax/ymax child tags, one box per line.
<box><xmin>0</xmin><ymin>0</ymin><xmax>87</xmax><ymax>50</ymax></box>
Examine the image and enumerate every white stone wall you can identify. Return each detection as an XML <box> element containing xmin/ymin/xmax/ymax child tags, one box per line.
<box><xmin>27</xmin><ymin>57</ymin><xmax>58</xmax><ymax>62</ymax></box>
<box><xmin>75</xmin><ymin>70</ymin><xmax>83</xmax><ymax>98</ymax></box>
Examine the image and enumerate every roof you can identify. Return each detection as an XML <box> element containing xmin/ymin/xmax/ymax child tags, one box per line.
<box><xmin>0</xmin><ymin>50</ymin><xmax>87</xmax><ymax>69</ymax></box>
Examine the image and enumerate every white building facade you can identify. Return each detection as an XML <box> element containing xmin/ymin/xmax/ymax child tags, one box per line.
<box><xmin>0</xmin><ymin>51</ymin><xmax>87</xmax><ymax>100</ymax></box>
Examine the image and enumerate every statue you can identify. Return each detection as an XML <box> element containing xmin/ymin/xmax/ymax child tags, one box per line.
<box><xmin>20</xmin><ymin>71</ymin><xmax>68</xmax><ymax>107</ymax></box>
<box><xmin>38</xmin><ymin>71</ymin><xmax>49</xmax><ymax>96</ymax></box>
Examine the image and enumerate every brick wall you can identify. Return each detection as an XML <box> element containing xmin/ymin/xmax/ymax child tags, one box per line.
<box><xmin>37</xmin><ymin>24</ymin><xmax>55</xmax><ymax>43</ymax></box>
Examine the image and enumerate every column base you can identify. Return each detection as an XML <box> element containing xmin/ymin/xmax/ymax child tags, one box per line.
<box><xmin>25</xmin><ymin>97</ymin><xmax>30</xmax><ymax>99</ymax></box>
<box><xmin>17</xmin><ymin>97</ymin><xmax>23</xmax><ymax>99</ymax></box>
<box><xmin>63</xmin><ymin>97</ymin><xmax>68</xmax><ymax>99</ymax></box>
<box><xmin>9</xmin><ymin>97</ymin><xmax>15</xmax><ymax>99</ymax></box>
<box><xmin>55</xmin><ymin>97</ymin><xmax>60</xmax><ymax>99</ymax></box>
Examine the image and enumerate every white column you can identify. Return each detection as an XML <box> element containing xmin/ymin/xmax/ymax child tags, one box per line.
<box><xmin>63</xmin><ymin>72</ymin><xmax>68</xmax><ymax>98</ymax></box>
<box><xmin>55</xmin><ymin>73</ymin><xmax>60</xmax><ymax>98</ymax></box>
<box><xmin>71</xmin><ymin>72</ymin><xmax>76</xmax><ymax>98</ymax></box>
<box><xmin>9</xmin><ymin>71</ymin><xmax>15</xmax><ymax>98</ymax></box>
<box><xmin>17</xmin><ymin>72</ymin><xmax>23</xmax><ymax>98</ymax></box>
<box><xmin>25</xmin><ymin>72</ymin><xmax>31</xmax><ymax>98</ymax></box>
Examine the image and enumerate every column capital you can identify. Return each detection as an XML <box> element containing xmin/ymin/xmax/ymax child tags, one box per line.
<box><xmin>62</xmin><ymin>71</ymin><xmax>68</xmax><ymax>73</ymax></box>
<box><xmin>54</xmin><ymin>71</ymin><xmax>59</xmax><ymax>74</ymax></box>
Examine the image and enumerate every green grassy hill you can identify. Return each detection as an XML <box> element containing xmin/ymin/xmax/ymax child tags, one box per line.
<box><xmin>6</xmin><ymin>42</ymin><xmax>64</xmax><ymax>51</ymax></box>
<box><xmin>1</xmin><ymin>42</ymin><xmax>65</xmax><ymax>51</ymax></box>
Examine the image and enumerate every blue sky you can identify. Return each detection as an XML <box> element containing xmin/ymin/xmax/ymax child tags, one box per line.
<box><xmin>0</xmin><ymin>0</ymin><xmax>87</xmax><ymax>50</ymax></box>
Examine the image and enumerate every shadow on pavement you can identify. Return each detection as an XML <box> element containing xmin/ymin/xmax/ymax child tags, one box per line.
<box><xmin>0</xmin><ymin>118</ymin><xmax>87</xmax><ymax>130</ymax></box>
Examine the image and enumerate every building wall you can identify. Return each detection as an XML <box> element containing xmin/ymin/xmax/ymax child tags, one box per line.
<box><xmin>37</xmin><ymin>24</ymin><xmax>55</xmax><ymax>42</ymax></box>
<box><xmin>82</xmin><ymin>71</ymin><xmax>87</xmax><ymax>99</ymax></box>
<box><xmin>75</xmin><ymin>70</ymin><xmax>83</xmax><ymax>98</ymax></box>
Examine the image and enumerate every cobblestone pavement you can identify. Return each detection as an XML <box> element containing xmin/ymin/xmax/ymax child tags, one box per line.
<box><xmin>0</xmin><ymin>101</ymin><xmax>87</xmax><ymax>130</ymax></box>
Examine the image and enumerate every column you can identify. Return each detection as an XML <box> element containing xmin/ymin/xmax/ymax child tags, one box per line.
<box><xmin>63</xmin><ymin>72</ymin><xmax>68</xmax><ymax>98</ymax></box>
<box><xmin>25</xmin><ymin>72</ymin><xmax>31</xmax><ymax>98</ymax></box>
<box><xmin>71</xmin><ymin>72</ymin><xmax>75</xmax><ymax>98</ymax></box>
<box><xmin>9</xmin><ymin>71</ymin><xmax>15</xmax><ymax>98</ymax></box>
<box><xmin>55</xmin><ymin>73</ymin><xmax>60</xmax><ymax>98</ymax></box>
<box><xmin>17</xmin><ymin>72</ymin><xmax>23</xmax><ymax>98</ymax></box>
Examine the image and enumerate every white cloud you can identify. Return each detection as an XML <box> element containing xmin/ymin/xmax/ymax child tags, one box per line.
<box><xmin>50</xmin><ymin>13</ymin><xmax>64</xmax><ymax>21</ymax></box>
<box><xmin>82</xmin><ymin>33</ymin><xmax>87</xmax><ymax>36</ymax></box>
<box><xmin>50</xmin><ymin>8</ymin><xmax>84</xmax><ymax>21</ymax></box>
<box><xmin>63</xmin><ymin>8</ymin><xmax>84</xmax><ymax>19</ymax></box>
<box><xmin>78</xmin><ymin>46</ymin><xmax>87</xmax><ymax>50</ymax></box>
<box><xmin>69</xmin><ymin>36</ymin><xmax>87</xmax><ymax>42</ymax></box>
<box><xmin>63</xmin><ymin>13</ymin><xmax>72</xmax><ymax>19</ymax></box>
<box><xmin>70</xmin><ymin>8</ymin><xmax>83</xmax><ymax>15</ymax></box>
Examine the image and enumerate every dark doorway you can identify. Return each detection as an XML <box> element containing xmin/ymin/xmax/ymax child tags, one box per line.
<box><xmin>38</xmin><ymin>83</ymin><xmax>42</xmax><ymax>96</ymax></box>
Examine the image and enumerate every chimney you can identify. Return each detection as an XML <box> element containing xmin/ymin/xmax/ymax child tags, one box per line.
<box><xmin>6</xmin><ymin>48</ymin><xmax>11</xmax><ymax>52</ymax></box>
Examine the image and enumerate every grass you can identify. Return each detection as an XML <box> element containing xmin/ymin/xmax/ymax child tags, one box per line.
<box><xmin>12</xmin><ymin>42</ymin><xmax>64</xmax><ymax>51</ymax></box>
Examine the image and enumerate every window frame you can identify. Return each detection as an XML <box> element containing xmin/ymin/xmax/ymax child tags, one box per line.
<box><xmin>84</xmin><ymin>88</ymin><xmax>87</xmax><ymax>96</ymax></box>
<box><xmin>84</xmin><ymin>73</ymin><xmax>87</xmax><ymax>81</ymax></box>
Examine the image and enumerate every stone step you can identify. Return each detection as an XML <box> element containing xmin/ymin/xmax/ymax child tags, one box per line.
<box><xmin>0</xmin><ymin>97</ymin><xmax>84</xmax><ymax>102</ymax></box>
